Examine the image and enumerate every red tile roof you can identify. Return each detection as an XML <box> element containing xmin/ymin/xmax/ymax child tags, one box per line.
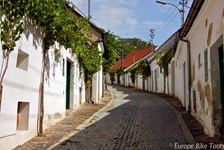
<box><xmin>110</xmin><ymin>46</ymin><xmax>156</xmax><ymax>71</ymax></box>
<box><xmin>110</xmin><ymin>59</ymin><xmax>122</xmax><ymax>71</ymax></box>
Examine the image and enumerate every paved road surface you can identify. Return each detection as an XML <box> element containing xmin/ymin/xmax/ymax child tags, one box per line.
<box><xmin>52</xmin><ymin>85</ymin><xmax>186</xmax><ymax>150</ymax></box>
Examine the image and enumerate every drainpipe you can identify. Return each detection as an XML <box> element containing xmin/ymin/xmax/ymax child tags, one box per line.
<box><xmin>179</xmin><ymin>38</ymin><xmax>191</xmax><ymax>112</ymax></box>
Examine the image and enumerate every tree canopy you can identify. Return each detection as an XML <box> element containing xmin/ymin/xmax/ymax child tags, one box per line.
<box><xmin>102</xmin><ymin>30</ymin><xmax>121</xmax><ymax>73</ymax></box>
<box><xmin>119</xmin><ymin>38</ymin><xmax>152</xmax><ymax>55</ymax></box>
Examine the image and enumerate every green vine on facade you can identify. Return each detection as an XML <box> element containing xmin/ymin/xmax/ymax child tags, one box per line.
<box><xmin>102</xmin><ymin>30</ymin><xmax>121</xmax><ymax>73</ymax></box>
<box><xmin>129</xmin><ymin>67</ymin><xmax>137</xmax><ymax>84</ymax></box>
<box><xmin>136</xmin><ymin>59</ymin><xmax>151</xmax><ymax>79</ymax></box>
<box><xmin>0</xmin><ymin>0</ymin><xmax>103</xmax><ymax>135</ymax></box>
<box><xmin>128</xmin><ymin>59</ymin><xmax>151</xmax><ymax>84</ymax></box>
<box><xmin>156</xmin><ymin>49</ymin><xmax>173</xmax><ymax>77</ymax></box>
<box><xmin>0</xmin><ymin>0</ymin><xmax>101</xmax><ymax>86</ymax></box>
<box><xmin>109</xmin><ymin>68</ymin><xmax>123</xmax><ymax>84</ymax></box>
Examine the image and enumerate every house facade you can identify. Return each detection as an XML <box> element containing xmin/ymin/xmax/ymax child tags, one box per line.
<box><xmin>0</xmin><ymin>3</ymin><xmax>105</xmax><ymax>150</ymax></box>
<box><xmin>147</xmin><ymin>0</ymin><xmax>224</xmax><ymax>137</ymax></box>
<box><xmin>0</xmin><ymin>18</ymin><xmax>45</xmax><ymax>150</ymax></box>
<box><xmin>172</xmin><ymin>0</ymin><xmax>224</xmax><ymax>137</ymax></box>
<box><xmin>144</xmin><ymin>0</ymin><xmax>223</xmax><ymax>137</ymax></box>
<box><xmin>123</xmin><ymin>47</ymin><xmax>156</xmax><ymax>89</ymax></box>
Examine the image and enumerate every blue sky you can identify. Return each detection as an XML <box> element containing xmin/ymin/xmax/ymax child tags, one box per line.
<box><xmin>71</xmin><ymin>0</ymin><xmax>193</xmax><ymax>46</ymax></box>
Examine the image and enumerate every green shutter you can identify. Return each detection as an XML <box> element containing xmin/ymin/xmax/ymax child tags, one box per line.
<box><xmin>204</xmin><ymin>49</ymin><xmax>208</xmax><ymax>81</ymax></box>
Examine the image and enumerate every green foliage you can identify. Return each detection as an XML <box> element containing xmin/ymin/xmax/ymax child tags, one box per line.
<box><xmin>136</xmin><ymin>59</ymin><xmax>151</xmax><ymax>79</ymax></box>
<box><xmin>156</xmin><ymin>49</ymin><xmax>173</xmax><ymax>77</ymax></box>
<box><xmin>128</xmin><ymin>59</ymin><xmax>151</xmax><ymax>83</ymax></box>
<box><xmin>109</xmin><ymin>68</ymin><xmax>123</xmax><ymax>83</ymax></box>
<box><xmin>128</xmin><ymin>60</ymin><xmax>151</xmax><ymax>90</ymax></box>
<box><xmin>0</xmin><ymin>0</ymin><xmax>27</xmax><ymax>53</ymax></box>
<box><xmin>129</xmin><ymin>67</ymin><xmax>137</xmax><ymax>83</ymax></box>
<box><xmin>102</xmin><ymin>30</ymin><xmax>121</xmax><ymax>73</ymax></box>
<box><xmin>79</xmin><ymin>45</ymin><xmax>102</xmax><ymax>86</ymax></box>
<box><xmin>120</xmin><ymin>38</ymin><xmax>152</xmax><ymax>55</ymax></box>
<box><xmin>0</xmin><ymin>0</ymin><xmax>102</xmax><ymax>85</ymax></box>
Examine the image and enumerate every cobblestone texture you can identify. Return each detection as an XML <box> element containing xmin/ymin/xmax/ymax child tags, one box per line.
<box><xmin>52</xmin><ymin>85</ymin><xmax>186</xmax><ymax>150</ymax></box>
<box><xmin>13</xmin><ymin>85</ymin><xmax>223</xmax><ymax>150</ymax></box>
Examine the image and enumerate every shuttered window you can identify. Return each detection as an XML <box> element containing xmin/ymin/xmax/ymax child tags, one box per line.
<box><xmin>204</xmin><ymin>49</ymin><xmax>208</xmax><ymax>81</ymax></box>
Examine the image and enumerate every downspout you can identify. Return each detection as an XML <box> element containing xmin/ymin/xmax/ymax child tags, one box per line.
<box><xmin>180</xmin><ymin>38</ymin><xmax>191</xmax><ymax>112</ymax></box>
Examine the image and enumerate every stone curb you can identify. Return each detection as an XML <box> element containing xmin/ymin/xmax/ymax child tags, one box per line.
<box><xmin>160</xmin><ymin>98</ymin><xmax>196</xmax><ymax>144</ymax></box>
<box><xmin>48</xmin><ymin>90</ymin><xmax>114</xmax><ymax>150</ymax></box>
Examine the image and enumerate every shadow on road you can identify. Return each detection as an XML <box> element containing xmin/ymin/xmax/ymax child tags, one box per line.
<box><xmin>51</xmin><ymin>85</ymin><xmax>186</xmax><ymax>150</ymax></box>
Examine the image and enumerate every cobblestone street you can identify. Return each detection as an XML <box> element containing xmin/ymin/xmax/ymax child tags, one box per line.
<box><xmin>51</xmin><ymin>85</ymin><xmax>189</xmax><ymax>150</ymax></box>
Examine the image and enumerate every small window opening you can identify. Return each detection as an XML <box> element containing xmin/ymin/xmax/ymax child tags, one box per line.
<box><xmin>16</xmin><ymin>49</ymin><xmax>29</xmax><ymax>71</ymax></box>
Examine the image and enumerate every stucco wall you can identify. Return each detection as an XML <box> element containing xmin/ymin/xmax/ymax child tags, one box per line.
<box><xmin>0</xmin><ymin>19</ymin><xmax>44</xmax><ymax>150</ymax></box>
<box><xmin>174</xmin><ymin>0</ymin><xmax>224</xmax><ymax>136</ymax></box>
<box><xmin>43</xmin><ymin>43</ymin><xmax>85</xmax><ymax>129</ymax></box>
<box><xmin>149</xmin><ymin>59</ymin><xmax>164</xmax><ymax>93</ymax></box>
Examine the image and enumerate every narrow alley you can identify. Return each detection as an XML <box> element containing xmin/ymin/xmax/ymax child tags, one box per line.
<box><xmin>51</xmin><ymin>85</ymin><xmax>189</xmax><ymax>150</ymax></box>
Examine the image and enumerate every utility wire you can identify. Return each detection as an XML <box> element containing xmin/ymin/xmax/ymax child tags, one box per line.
<box><xmin>138</xmin><ymin>0</ymin><xmax>182</xmax><ymax>43</ymax></box>
<box><xmin>155</xmin><ymin>12</ymin><xmax>179</xmax><ymax>34</ymax></box>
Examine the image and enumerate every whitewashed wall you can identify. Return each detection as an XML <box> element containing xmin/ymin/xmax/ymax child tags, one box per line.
<box><xmin>43</xmin><ymin>43</ymin><xmax>85</xmax><ymax>129</ymax></box>
<box><xmin>174</xmin><ymin>0</ymin><xmax>224</xmax><ymax>136</ymax></box>
<box><xmin>149</xmin><ymin>59</ymin><xmax>164</xmax><ymax>93</ymax></box>
<box><xmin>92</xmin><ymin>42</ymin><xmax>104</xmax><ymax>103</ymax></box>
<box><xmin>0</xmin><ymin>19</ymin><xmax>44</xmax><ymax>150</ymax></box>
<box><xmin>105</xmin><ymin>73</ymin><xmax>112</xmax><ymax>84</ymax></box>
<box><xmin>0</xmin><ymin>19</ymin><xmax>87</xmax><ymax>149</ymax></box>
<box><xmin>173</xmin><ymin>44</ymin><xmax>189</xmax><ymax>108</ymax></box>
<box><xmin>135</xmin><ymin>74</ymin><xmax>143</xmax><ymax>90</ymax></box>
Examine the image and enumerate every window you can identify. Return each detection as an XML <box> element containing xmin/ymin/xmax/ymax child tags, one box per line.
<box><xmin>198</xmin><ymin>53</ymin><xmax>201</xmax><ymax>69</ymax></box>
<box><xmin>62</xmin><ymin>59</ymin><xmax>65</xmax><ymax>76</ymax></box>
<box><xmin>16</xmin><ymin>49</ymin><xmax>29</xmax><ymax>71</ymax></box>
<box><xmin>17</xmin><ymin>102</ymin><xmax>30</xmax><ymax>130</ymax></box>
<box><xmin>204</xmin><ymin>49</ymin><xmax>208</xmax><ymax>81</ymax></box>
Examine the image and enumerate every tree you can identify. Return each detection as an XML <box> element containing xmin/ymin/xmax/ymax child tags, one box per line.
<box><xmin>102</xmin><ymin>30</ymin><xmax>121</xmax><ymax>73</ymax></box>
<box><xmin>0</xmin><ymin>0</ymin><xmax>28</xmax><ymax>110</ymax></box>
<box><xmin>119</xmin><ymin>38</ymin><xmax>152</xmax><ymax>55</ymax></box>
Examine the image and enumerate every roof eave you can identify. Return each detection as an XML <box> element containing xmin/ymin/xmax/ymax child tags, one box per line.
<box><xmin>180</xmin><ymin>0</ymin><xmax>205</xmax><ymax>38</ymax></box>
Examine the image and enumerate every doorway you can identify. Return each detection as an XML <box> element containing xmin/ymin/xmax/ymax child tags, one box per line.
<box><xmin>183</xmin><ymin>63</ymin><xmax>186</xmax><ymax>107</ymax></box>
<box><xmin>210</xmin><ymin>35</ymin><xmax>224</xmax><ymax>137</ymax></box>
<box><xmin>66</xmin><ymin>60</ymin><xmax>71</xmax><ymax>109</ymax></box>
<box><xmin>171</xmin><ymin>61</ymin><xmax>175</xmax><ymax>96</ymax></box>
<box><xmin>219</xmin><ymin>45</ymin><xmax>224</xmax><ymax>132</ymax></box>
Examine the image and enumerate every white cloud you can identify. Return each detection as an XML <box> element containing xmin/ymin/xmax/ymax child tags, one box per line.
<box><xmin>88</xmin><ymin>0</ymin><xmax>139</xmax><ymax>37</ymax></box>
<box><xmin>70</xmin><ymin>0</ymin><xmax>188</xmax><ymax>44</ymax></box>
<box><xmin>143</xmin><ymin>21</ymin><xmax>163</xmax><ymax>28</ymax></box>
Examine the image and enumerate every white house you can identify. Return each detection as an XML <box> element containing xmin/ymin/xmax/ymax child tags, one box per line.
<box><xmin>0</xmin><ymin>17</ymin><xmax>45</xmax><ymax>150</ymax></box>
<box><xmin>172</xmin><ymin>0</ymin><xmax>224</xmax><ymax>137</ymax></box>
<box><xmin>0</xmin><ymin>3</ymin><xmax>105</xmax><ymax>150</ymax></box>
<box><xmin>145</xmin><ymin>31</ymin><xmax>178</xmax><ymax>94</ymax></box>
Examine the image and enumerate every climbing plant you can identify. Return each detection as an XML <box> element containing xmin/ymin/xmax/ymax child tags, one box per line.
<box><xmin>136</xmin><ymin>59</ymin><xmax>151</xmax><ymax>79</ymax></box>
<box><xmin>128</xmin><ymin>59</ymin><xmax>151</xmax><ymax>84</ymax></box>
<box><xmin>129</xmin><ymin>67</ymin><xmax>137</xmax><ymax>84</ymax></box>
<box><xmin>0</xmin><ymin>0</ymin><xmax>102</xmax><ymax>134</ymax></box>
<box><xmin>156</xmin><ymin>49</ymin><xmax>173</xmax><ymax>77</ymax></box>
<box><xmin>0</xmin><ymin>0</ymin><xmax>28</xmax><ymax>113</ymax></box>
<box><xmin>102</xmin><ymin>30</ymin><xmax>121</xmax><ymax>73</ymax></box>
<box><xmin>0</xmin><ymin>0</ymin><xmax>27</xmax><ymax>79</ymax></box>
